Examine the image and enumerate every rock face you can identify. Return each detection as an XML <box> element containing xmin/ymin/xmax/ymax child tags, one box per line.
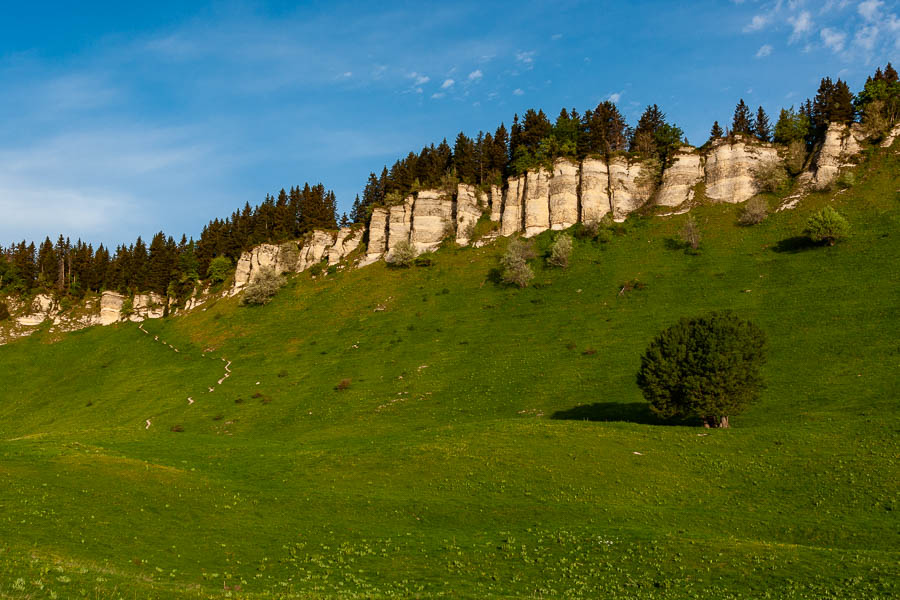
<box><xmin>99</xmin><ymin>291</ymin><xmax>125</xmax><ymax>325</ymax></box>
<box><xmin>523</xmin><ymin>168</ymin><xmax>551</xmax><ymax>237</ymax></box>
<box><xmin>386</xmin><ymin>196</ymin><xmax>414</xmax><ymax>258</ymax></box>
<box><xmin>881</xmin><ymin>123</ymin><xmax>900</xmax><ymax>148</ymax></box>
<box><xmin>501</xmin><ymin>176</ymin><xmax>525</xmax><ymax>236</ymax></box>
<box><xmin>705</xmin><ymin>137</ymin><xmax>779</xmax><ymax>204</ymax></box>
<box><xmin>297</xmin><ymin>231</ymin><xmax>334</xmax><ymax>272</ymax></box>
<box><xmin>132</xmin><ymin>293</ymin><xmax>165</xmax><ymax>321</ymax></box>
<box><xmin>489</xmin><ymin>185</ymin><xmax>502</xmax><ymax>222</ymax></box>
<box><xmin>16</xmin><ymin>293</ymin><xmax>56</xmax><ymax>326</ymax></box>
<box><xmin>609</xmin><ymin>157</ymin><xmax>650</xmax><ymax>219</ymax></box>
<box><xmin>807</xmin><ymin>123</ymin><xmax>865</xmax><ymax>189</ymax></box>
<box><xmin>549</xmin><ymin>158</ymin><xmax>579</xmax><ymax>230</ymax></box>
<box><xmin>327</xmin><ymin>227</ymin><xmax>364</xmax><ymax>265</ymax></box>
<box><xmin>455</xmin><ymin>184</ymin><xmax>482</xmax><ymax>245</ymax></box>
<box><xmin>410</xmin><ymin>190</ymin><xmax>454</xmax><ymax>253</ymax></box>
<box><xmin>365</xmin><ymin>207</ymin><xmax>390</xmax><ymax>264</ymax></box>
<box><xmin>657</xmin><ymin>149</ymin><xmax>704</xmax><ymax>207</ymax></box>
<box><xmin>580</xmin><ymin>158</ymin><xmax>611</xmax><ymax>223</ymax></box>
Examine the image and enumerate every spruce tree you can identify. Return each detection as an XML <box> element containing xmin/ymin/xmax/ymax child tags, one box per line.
<box><xmin>754</xmin><ymin>107</ymin><xmax>772</xmax><ymax>142</ymax></box>
<box><xmin>709</xmin><ymin>121</ymin><xmax>724</xmax><ymax>140</ymax></box>
<box><xmin>732</xmin><ymin>99</ymin><xmax>754</xmax><ymax>136</ymax></box>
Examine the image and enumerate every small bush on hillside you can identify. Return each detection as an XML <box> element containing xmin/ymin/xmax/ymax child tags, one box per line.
<box><xmin>414</xmin><ymin>253</ymin><xmax>435</xmax><ymax>267</ymax></box>
<box><xmin>805</xmin><ymin>206</ymin><xmax>850</xmax><ymax>246</ymax></box>
<box><xmin>208</xmin><ymin>256</ymin><xmax>233</xmax><ymax>284</ymax></box>
<box><xmin>500</xmin><ymin>238</ymin><xmax>536</xmax><ymax>288</ymax></box>
<box><xmin>637</xmin><ymin>311</ymin><xmax>767</xmax><ymax>428</ymax></box>
<box><xmin>0</xmin><ymin>300</ymin><xmax>9</xmax><ymax>321</ymax></box>
<box><xmin>309</xmin><ymin>262</ymin><xmax>324</xmax><ymax>277</ymax></box>
<box><xmin>121</xmin><ymin>298</ymin><xmax>134</xmax><ymax>317</ymax></box>
<box><xmin>576</xmin><ymin>220</ymin><xmax>600</xmax><ymax>240</ymax></box>
<box><xmin>680</xmin><ymin>215</ymin><xmax>701</xmax><ymax>252</ymax></box>
<box><xmin>836</xmin><ymin>170</ymin><xmax>856</xmax><ymax>189</ymax></box>
<box><xmin>280</xmin><ymin>242</ymin><xmax>300</xmax><ymax>268</ymax></box>
<box><xmin>547</xmin><ymin>234</ymin><xmax>573</xmax><ymax>268</ymax></box>
<box><xmin>784</xmin><ymin>140</ymin><xmax>807</xmax><ymax>176</ymax></box>
<box><xmin>335</xmin><ymin>378</ymin><xmax>351</xmax><ymax>391</ymax></box>
<box><xmin>739</xmin><ymin>197</ymin><xmax>769</xmax><ymax>225</ymax></box>
<box><xmin>241</xmin><ymin>267</ymin><xmax>283</xmax><ymax>305</ymax></box>
<box><xmin>752</xmin><ymin>161</ymin><xmax>789</xmax><ymax>193</ymax></box>
<box><xmin>170</xmin><ymin>425</ymin><xmax>185</xmax><ymax>433</ymax></box>
<box><xmin>387</xmin><ymin>240</ymin><xmax>416</xmax><ymax>268</ymax></box>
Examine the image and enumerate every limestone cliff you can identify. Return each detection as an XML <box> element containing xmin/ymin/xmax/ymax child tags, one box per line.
<box><xmin>549</xmin><ymin>159</ymin><xmax>579</xmax><ymax>230</ymax></box>
<box><xmin>657</xmin><ymin>149</ymin><xmax>704</xmax><ymax>207</ymax></box>
<box><xmin>802</xmin><ymin>123</ymin><xmax>867</xmax><ymax>189</ymax></box>
<box><xmin>455</xmin><ymin>184</ymin><xmax>483</xmax><ymax>245</ymax></box>
<box><xmin>411</xmin><ymin>190</ymin><xmax>455</xmax><ymax>253</ymax></box>
<box><xmin>580</xmin><ymin>158</ymin><xmax>611</xmax><ymax>223</ymax></box>
<box><xmin>704</xmin><ymin>136</ymin><xmax>780</xmax><ymax>204</ymax></box>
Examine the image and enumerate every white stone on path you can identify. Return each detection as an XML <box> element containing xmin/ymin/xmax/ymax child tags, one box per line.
<box><xmin>188</xmin><ymin>397</ymin><xmax>194</xmax><ymax>405</ymax></box>
<box><xmin>145</xmin><ymin>419</ymin><xmax>152</xmax><ymax>429</ymax></box>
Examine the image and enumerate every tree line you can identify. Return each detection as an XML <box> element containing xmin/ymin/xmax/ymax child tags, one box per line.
<box><xmin>2</xmin><ymin>64</ymin><xmax>896</xmax><ymax>304</ymax></box>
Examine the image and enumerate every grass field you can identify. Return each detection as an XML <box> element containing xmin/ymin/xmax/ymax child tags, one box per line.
<box><xmin>1</xmin><ymin>145</ymin><xmax>898</xmax><ymax>598</ymax></box>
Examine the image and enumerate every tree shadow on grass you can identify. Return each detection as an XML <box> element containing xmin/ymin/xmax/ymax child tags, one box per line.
<box><xmin>551</xmin><ymin>402</ymin><xmax>698</xmax><ymax>426</ymax></box>
<box><xmin>772</xmin><ymin>236</ymin><xmax>818</xmax><ymax>254</ymax></box>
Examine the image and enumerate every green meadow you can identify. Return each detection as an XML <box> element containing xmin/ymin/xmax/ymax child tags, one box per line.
<box><xmin>1</xmin><ymin>146</ymin><xmax>898</xmax><ymax>598</ymax></box>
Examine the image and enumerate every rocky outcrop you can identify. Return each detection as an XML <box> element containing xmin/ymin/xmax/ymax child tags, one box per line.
<box><xmin>297</xmin><ymin>231</ymin><xmax>333</xmax><ymax>272</ymax></box>
<box><xmin>99</xmin><ymin>291</ymin><xmax>125</xmax><ymax>325</ymax></box>
<box><xmin>549</xmin><ymin>158</ymin><xmax>579</xmax><ymax>230</ymax></box>
<box><xmin>580</xmin><ymin>158</ymin><xmax>611</xmax><ymax>223</ymax></box>
<box><xmin>16</xmin><ymin>293</ymin><xmax>56</xmax><ymax>326</ymax></box>
<box><xmin>501</xmin><ymin>176</ymin><xmax>525</xmax><ymax>236</ymax></box>
<box><xmin>410</xmin><ymin>190</ymin><xmax>454</xmax><ymax>253</ymax></box>
<box><xmin>132</xmin><ymin>293</ymin><xmax>165</xmax><ymax>321</ymax></box>
<box><xmin>364</xmin><ymin>207</ymin><xmax>390</xmax><ymax>264</ymax></box>
<box><xmin>327</xmin><ymin>227</ymin><xmax>364</xmax><ymax>265</ymax></box>
<box><xmin>523</xmin><ymin>168</ymin><xmax>551</xmax><ymax>237</ymax></box>
<box><xmin>609</xmin><ymin>157</ymin><xmax>651</xmax><ymax>219</ymax></box>
<box><xmin>455</xmin><ymin>184</ymin><xmax>482</xmax><ymax>245</ymax></box>
<box><xmin>705</xmin><ymin>137</ymin><xmax>779</xmax><ymax>204</ymax></box>
<box><xmin>806</xmin><ymin>123</ymin><xmax>866</xmax><ymax>189</ymax></box>
<box><xmin>386</xmin><ymin>196</ymin><xmax>414</xmax><ymax>257</ymax></box>
<box><xmin>657</xmin><ymin>148</ymin><xmax>704</xmax><ymax>207</ymax></box>
<box><xmin>489</xmin><ymin>185</ymin><xmax>502</xmax><ymax>222</ymax></box>
<box><xmin>881</xmin><ymin>123</ymin><xmax>900</xmax><ymax>148</ymax></box>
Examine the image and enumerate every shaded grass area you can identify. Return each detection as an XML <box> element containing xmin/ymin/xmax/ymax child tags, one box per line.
<box><xmin>0</xmin><ymin>146</ymin><xmax>898</xmax><ymax>598</ymax></box>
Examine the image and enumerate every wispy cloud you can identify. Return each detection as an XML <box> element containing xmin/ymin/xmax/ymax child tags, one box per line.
<box><xmin>515</xmin><ymin>50</ymin><xmax>535</xmax><ymax>66</ymax></box>
<box><xmin>756</xmin><ymin>43</ymin><xmax>774</xmax><ymax>57</ymax></box>
<box><xmin>441</xmin><ymin>78</ymin><xmax>455</xmax><ymax>89</ymax></box>
<box><xmin>820</xmin><ymin>27</ymin><xmax>847</xmax><ymax>52</ymax></box>
<box><xmin>788</xmin><ymin>11</ymin><xmax>813</xmax><ymax>42</ymax></box>
<box><xmin>858</xmin><ymin>0</ymin><xmax>883</xmax><ymax>21</ymax></box>
<box><xmin>512</xmin><ymin>88</ymin><xmax>524</xmax><ymax>96</ymax></box>
<box><xmin>467</xmin><ymin>69</ymin><xmax>483</xmax><ymax>80</ymax></box>
<box><xmin>743</xmin><ymin>14</ymin><xmax>769</xmax><ymax>32</ymax></box>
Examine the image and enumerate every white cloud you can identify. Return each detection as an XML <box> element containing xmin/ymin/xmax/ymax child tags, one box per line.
<box><xmin>341</xmin><ymin>71</ymin><xmax>352</xmax><ymax>78</ymax></box>
<box><xmin>441</xmin><ymin>78</ymin><xmax>455</xmax><ymax>89</ymax></box>
<box><xmin>858</xmin><ymin>0</ymin><xmax>883</xmax><ymax>21</ymax></box>
<box><xmin>467</xmin><ymin>69</ymin><xmax>483</xmax><ymax>80</ymax></box>
<box><xmin>512</xmin><ymin>88</ymin><xmax>524</xmax><ymax>96</ymax></box>
<box><xmin>431</xmin><ymin>92</ymin><xmax>445</xmax><ymax>99</ymax></box>
<box><xmin>853</xmin><ymin>24</ymin><xmax>879</xmax><ymax>50</ymax></box>
<box><xmin>744</xmin><ymin>14</ymin><xmax>769</xmax><ymax>32</ymax></box>
<box><xmin>515</xmin><ymin>50</ymin><xmax>535</xmax><ymax>65</ymax></box>
<box><xmin>789</xmin><ymin>11</ymin><xmax>813</xmax><ymax>42</ymax></box>
<box><xmin>607</xmin><ymin>91</ymin><xmax>622</xmax><ymax>102</ymax></box>
<box><xmin>755</xmin><ymin>43</ymin><xmax>774</xmax><ymax>57</ymax></box>
<box><xmin>408</xmin><ymin>72</ymin><xmax>430</xmax><ymax>85</ymax></box>
<box><xmin>820</xmin><ymin>27</ymin><xmax>847</xmax><ymax>51</ymax></box>
<box><xmin>551</xmin><ymin>33</ymin><xmax>563</xmax><ymax>40</ymax></box>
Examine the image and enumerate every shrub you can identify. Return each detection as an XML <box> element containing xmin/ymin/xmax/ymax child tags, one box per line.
<box><xmin>309</xmin><ymin>262</ymin><xmax>324</xmax><ymax>277</ymax></box>
<box><xmin>576</xmin><ymin>220</ymin><xmax>600</xmax><ymax>240</ymax></box>
<box><xmin>414</xmin><ymin>253</ymin><xmax>435</xmax><ymax>267</ymax></box>
<box><xmin>784</xmin><ymin>140</ymin><xmax>807</xmax><ymax>176</ymax></box>
<box><xmin>387</xmin><ymin>240</ymin><xmax>416</xmax><ymax>268</ymax></box>
<box><xmin>500</xmin><ymin>238</ymin><xmax>536</xmax><ymax>288</ymax></box>
<box><xmin>120</xmin><ymin>297</ymin><xmax>134</xmax><ymax>317</ymax></box>
<box><xmin>752</xmin><ymin>161</ymin><xmax>789</xmax><ymax>193</ymax></box>
<box><xmin>637</xmin><ymin>311</ymin><xmax>767</xmax><ymax>428</ymax></box>
<box><xmin>208</xmin><ymin>256</ymin><xmax>233</xmax><ymax>284</ymax></box>
<box><xmin>680</xmin><ymin>215</ymin><xmax>701</xmax><ymax>251</ymax></box>
<box><xmin>836</xmin><ymin>170</ymin><xmax>856</xmax><ymax>189</ymax></box>
<box><xmin>170</xmin><ymin>425</ymin><xmax>185</xmax><ymax>433</ymax></box>
<box><xmin>241</xmin><ymin>266</ymin><xmax>284</xmax><ymax>305</ymax></box>
<box><xmin>0</xmin><ymin>300</ymin><xmax>9</xmax><ymax>321</ymax></box>
<box><xmin>547</xmin><ymin>234</ymin><xmax>573</xmax><ymax>268</ymax></box>
<box><xmin>805</xmin><ymin>206</ymin><xmax>850</xmax><ymax>246</ymax></box>
<box><xmin>279</xmin><ymin>242</ymin><xmax>300</xmax><ymax>268</ymax></box>
<box><xmin>335</xmin><ymin>378</ymin><xmax>351</xmax><ymax>391</ymax></box>
<box><xmin>739</xmin><ymin>197</ymin><xmax>769</xmax><ymax>225</ymax></box>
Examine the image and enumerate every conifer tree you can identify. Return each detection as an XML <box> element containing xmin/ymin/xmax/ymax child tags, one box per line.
<box><xmin>754</xmin><ymin>107</ymin><xmax>772</xmax><ymax>142</ymax></box>
<box><xmin>709</xmin><ymin>121</ymin><xmax>724</xmax><ymax>140</ymax></box>
<box><xmin>732</xmin><ymin>99</ymin><xmax>754</xmax><ymax>136</ymax></box>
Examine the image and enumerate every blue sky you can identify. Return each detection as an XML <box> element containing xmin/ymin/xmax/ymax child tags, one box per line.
<box><xmin>1</xmin><ymin>0</ymin><xmax>897</xmax><ymax>247</ymax></box>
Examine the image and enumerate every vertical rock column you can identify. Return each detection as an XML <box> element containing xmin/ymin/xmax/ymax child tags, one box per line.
<box><xmin>386</xmin><ymin>195</ymin><xmax>414</xmax><ymax>258</ymax></box>
<box><xmin>704</xmin><ymin>137</ymin><xmax>779</xmax><ymax>203</ymax></box>
<box><xmin>580</xmin><ymin>157</ymin><xmax>611</xmax><ymax>223</ymax></box>
<box><xmin>410</xmin><ymin>190</ymin><xmax>454</xmax><ymax>253</ymax></box>
<box><xmin>523</xmin><ymin>168</ymin><xmax>551</xmax><ymax>237</ymax></box>
<box><xmin>365</xmin><ymin>207</ymin><xmax>390</xmax><ymax>264</ymax></box>
<box><xmin>549</xmin><ymin>158</ymin><xmax>579</xmax><ymax>230</ymax></box>
<box><xmin>489</xmin><ymin>185</ymin><xmax>502</xmax><ymax>222</ymax></box>
<box><xmin>455</xmin><ymin>184</ymin><xmax>482</xmax><ymax>245</ymax></box>
<box><xmin>500</xmin><ymin>176</ymin><xmax>524</xmax><ymax>236</ymax></box>
<box><xmin>609</xmin><ymin>157</ymin><xmax>650</xmax><ymax>220</ymax></box>
<box><xmin>656</xmin><ymin>149</ymin><xmax>704</xmax><ymax>207</ymax></box>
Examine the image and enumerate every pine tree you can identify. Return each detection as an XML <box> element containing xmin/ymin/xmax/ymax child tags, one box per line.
<box><xmin>754</xmin><ymin>107</ymin><xmax>772</xmax><ymax>142</ymax></box>
<box><xmin>453</xmin><ymin>132</ymin><xmax>477</xmax><ymax>184</ymax></box>
<box><xmin>732</xmin><ymin>99</ymin><xmax>754</xmax><ymax>136</ymax></box>
<box><xmin>709</xmin><ymin>121</ymin><xmax>724</xmax><ymax>140</ymax></box>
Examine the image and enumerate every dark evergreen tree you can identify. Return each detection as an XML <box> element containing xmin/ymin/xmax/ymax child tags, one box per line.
<box><xmin>754</xmin><ymin>107</ymin><xmax>772</xmax><ymax>142</ymax></box>
<box><xmin>709</xmin><ymin>120</ymin><xmax>724</xmax><ymax>140</ymax></box>
<box><xmin>732</xmin><ymin>99</ymin><xmax>754</xmax><ymax>136</ymax></box>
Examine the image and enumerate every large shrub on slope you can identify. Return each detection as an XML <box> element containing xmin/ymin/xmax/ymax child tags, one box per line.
<box><xmin>636</xmin><ymin>312</ymin><xmax>767</xmax><ymax>428</ymax></box>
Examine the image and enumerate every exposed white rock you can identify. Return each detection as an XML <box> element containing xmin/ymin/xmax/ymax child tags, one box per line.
<box><xmin>131</xmin><ymin>293</ymin><xmax>165</xmax><ymax>321</ymax></box>
<box><xmin>364</xmin><ymin>207</ymin><xmax>390</xmax><ymax>264</ymax></box>
<box><xmin>489</xmin><ymin>185</ymin><xmax>502</xmax><ymax>222</ymax></box>
<box><xmin>500</xmin><ymin>176</ymin><xmax>525</xmax><ymax>236</ymax></box>
<box><xmin>297</xmin><ymin>230</ymin><xmax>334</xmax><ymax>272</ymax></box>
<box><xmin>327</xmin><ymin>226</ymin><xmax>364</xmax><ymax>265</ymax></box>
<box><xmin>455</xmin><ymin>184</ymin><xmax>482</xmax><ymax>245</ymax></box>
<box><xmin>523</xmin><ymin>168</ymin><xmax>551</xmax><ymax>237</ymax></box>
<box><xmin>100</xmin><ymin>291</ymin><xmax>125</xmax><ymax>325</ymax></box>
<box><xmin>580</xmin><ymin>157</ymin><xmax>611</xmax><ymax>223</ymax></box>
<box><xmin>881</xmin><ymin>123</ymin><xmax>900</xmax><ymax>148</ymax></box>
<box><xmin>385</xmin><ymin>196</ymin><xmax>414</xmax><ymax>258</ymax></box>
<box><xmin>609</xmin><ymin>157</ymin><xmax>650</xmax><ymax>219</ymax></box>
<box><xmin>410</xmin><ymin>190</ymin><xmax>454</xmax><ymax>253</ymax></box>
<box><xmin>657</xmin><ymin>148</ymin><xmax>704</xmax><ymax>207</ymax></box>
<box><xmin>705</xmin><ymin>137</ymin><xmax>779</xmax><ymax>204</ymax></box>
<box><xmin>15</xmin><ymin>293</ymin><xmax>56</xmax><ymax>326</ymax></box>
<box><xmin>807</xmin><ymin>123</ymin><xmax>865</xmax><ymax>189</ymax></box>
<box><xmin>549</xmin><ymin>158</ymin><xmax>579</xmax><ymax>230</ymax></box>
<box><xmin>232</xmin><ymin>243</ymin><xmax>286</xmax><ymax>294</ymax></box>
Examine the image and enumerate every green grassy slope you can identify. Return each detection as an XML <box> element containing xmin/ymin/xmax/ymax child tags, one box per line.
<box><xmin>1</xmin><ymin>146</ymin><xmax>898</xmax><ymax>599</ymax></box>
